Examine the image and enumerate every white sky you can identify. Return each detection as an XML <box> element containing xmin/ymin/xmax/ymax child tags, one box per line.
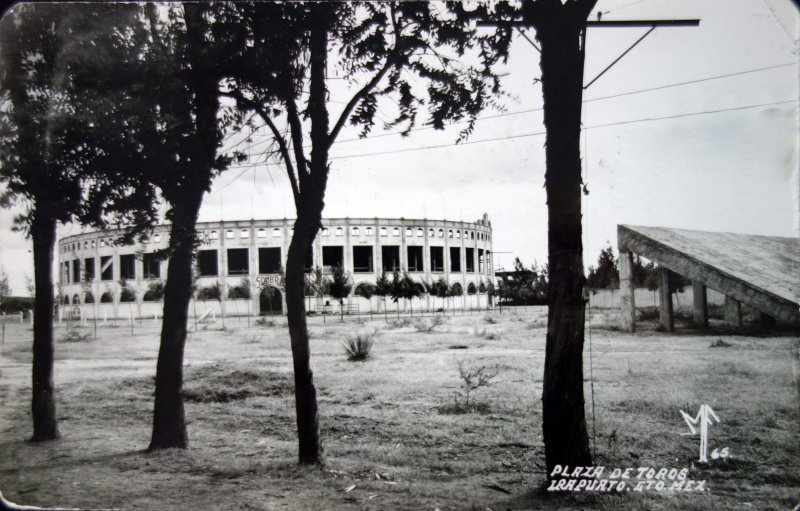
<box><xmin>1</xmin><ymin>0</ymin><xmax>798</xmax><ymax>294</ymax></box>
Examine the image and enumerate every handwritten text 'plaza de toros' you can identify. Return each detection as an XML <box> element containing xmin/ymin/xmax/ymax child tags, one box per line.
<box><xmin>547</xmin><ymin>466</ymin><xmax>707</xmax><ymax>493</ymax></box>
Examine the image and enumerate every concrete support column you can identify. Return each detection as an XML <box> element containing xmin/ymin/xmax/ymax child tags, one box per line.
<box><xmin>658</xmin><ymin>266</ymin><xmax>674</xmax><ymax>332</ymax></box>
<box><xmin>692</xmin><ymin>281</ymin><xmax>708</xmax><ymax>328</ymax></box>
<box><xmin>619</xmin><ymin>250</ymin><xmax>636</xmax><ymax>332</ymax></box>
<box><xmin>725</xmin><ymin>296</ymin><xmax>742</xmax><ymax>328</ymax></box>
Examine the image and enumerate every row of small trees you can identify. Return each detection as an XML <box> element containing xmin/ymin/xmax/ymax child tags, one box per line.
<box><xmin>308</xmin><ymin>264</ymin><xmax>495</xmax><ymax>319</ymax></box>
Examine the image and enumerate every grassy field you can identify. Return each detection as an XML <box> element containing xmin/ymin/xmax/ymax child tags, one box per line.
<box><xmin>0</xmin><ymin>308</ymin><xmax>798</xmax><ymax>510</ymax></box>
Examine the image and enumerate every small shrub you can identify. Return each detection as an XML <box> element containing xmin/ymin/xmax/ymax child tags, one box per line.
<box><xmin>763</xmin><ymin>416</ymin><xmax>778</xmax><ymax>428</ymax></box>
<box><xmin>412</xmin><ymin>315</ymin><xmax>445</xmax><ymax>333</ymax></box>
<box><xmin>484</xmin><ymin>316</ymin><xmax>497</xmax><ymax>324</ymax></box>
<box><xmin>452</xmin><ymin>359</ymin><xmax>499</xmax><ymax>411</ymax></box>
<box><xmin>638</xmin><ymin>306</ymin><xmax>660</xmax><ymax>321</ymax></box>
<box><xmin>244</xmin><ymin>334</ymin><xmax>263</xmax><ymax>344</ymax></box>
<box><xmin>343</xmin><ymin>330</ymin><xmax>378</xmax><ymax>361</ymax></box>
<box><xmin>61</xmin><ymin>330</ymin><xmax>90</xmax><ymax>343</ymax></box>
<box><xmin>255</xmin><ymin>317</ymin><xmax>275</xmax><ymax>327</ymax></box>
<box><xmin>475</xmin><ymin>328</ymin><xmax>502</xmax><ymax>340</ymax></box>
<box><xmin>386</xmin><ymin>318</ymin><xmax>411</xmax><ymax>329</ymax></box>
<box><xmin>438</xmin><ymin>402</ymin><xmax>492</xmax><ymax>415</ymax></box>
<box><xmin>710</xmin><ymin>338</ymin><xmax>732</xmax><ymax>348</ymax></box>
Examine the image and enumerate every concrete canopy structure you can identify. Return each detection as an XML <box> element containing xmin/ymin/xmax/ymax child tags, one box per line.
<box><xmin>617</xmin><ymin>225</ymin><xmax>800</xmax><ymax>332</ymax></box>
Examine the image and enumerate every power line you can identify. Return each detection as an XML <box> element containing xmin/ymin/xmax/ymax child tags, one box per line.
<box><xmin>220</xmin><ymin>97</ymin><xmax>795</xmax><ymax>172</ymax></box>
<box><xmin>231</xmin><ymin>61</ymin><xmax>795</xmax><ymax>155</ymax></box>
<box><xmin>604</xmin><ymin>0</ymin><xmax>651</xmax><ymax>15</ymax></box>
<box><xmin>325</xmin><ymin>98</ymin><xmax>797</xmax><ymax>161</ymax></box>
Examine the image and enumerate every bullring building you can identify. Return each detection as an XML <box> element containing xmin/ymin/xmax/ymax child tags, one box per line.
<box><xmin>57</xmin><ymin>214</ymin><xmax>495</xmax><ymax>318</ymax></box>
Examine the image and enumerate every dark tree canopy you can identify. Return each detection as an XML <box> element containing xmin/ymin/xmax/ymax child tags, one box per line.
<box><xmin>587</xmin><ymin>245</ymin><xmax>619</xmax><ymax>289</ymax></box>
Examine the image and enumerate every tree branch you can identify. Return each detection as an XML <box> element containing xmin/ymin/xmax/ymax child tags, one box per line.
<box><xmin>327</xmin><ymin>57</ymin><xmax>395</xmax><ymax>149</ymax></box>
<box><xmin>222</xmin><ymin>90</ymin><xmax>301</xmax><ymax>208</ymax></box>
<box><xmin>284</xmin><ymin>93</ymin><xmax>309</xmax><ymax>190</ymax></box>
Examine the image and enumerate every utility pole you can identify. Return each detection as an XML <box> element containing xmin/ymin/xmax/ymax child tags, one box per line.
<box><xmin>477</xmin><ymin>2</ymin><xmax>698</xmax><ymax>480</ymax></box>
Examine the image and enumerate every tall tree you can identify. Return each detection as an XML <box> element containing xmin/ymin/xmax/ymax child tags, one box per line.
<box><xmin>133</xmin><ymin>3</ymin><xmax>246</xmax><ymax>450</ymax></box>
<box><xmin>0</xmin><ymin>4</ymin><xmax>154</xmax><ymax>441</ymax></box>
<box><xmin>225</xmin><ymin>2</ymin><xmax>507</xmax><ymax>464</ymax></box>
<box><xmin>475</xmin><ymin>0</ymin><xmax>599</xmax><ymax>475</ymax></box>
<box><xmin>525</xmin><ymin>0</ymin><xmax>597</xmax><ymax>475</ymax></box>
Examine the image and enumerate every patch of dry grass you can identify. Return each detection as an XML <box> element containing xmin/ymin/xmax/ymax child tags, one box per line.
<box><xmin>0</xmin><ymin>312</ymin><xmax>797</xmax><ymax>510</ymax></box>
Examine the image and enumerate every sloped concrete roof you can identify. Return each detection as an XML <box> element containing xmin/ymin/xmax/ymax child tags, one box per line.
<box><xmin>618</xmin><ymin>225</ymin><xmax>799</xmax><ymax>323</ymax></box>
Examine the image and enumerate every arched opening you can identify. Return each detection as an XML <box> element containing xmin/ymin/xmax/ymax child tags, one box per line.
<box><xmin>467</xmin><ymin>282</ymin><xmax>477</xmax><ymax>295</ymax></box>
<box><xmin>84</xmin><ymin>291</ymin><xmax>95</xmax><ymax>304</ymax></box>
<box><xmin>259</xmin><ymin>286</ymin><xmax>282</xmax><ymax>316</ymax></box>
<box><xmin>72</xmin><ymin>294</ymin><xmax>81</xmax><ymax>305</ymax></box>
<box><xmin>100</xmin><ymin>292</ymin><xmax>114</xmax><ymax>303</ymax></box>
<box><xmin>450</xmin><ymin>283</ymin><xmax>463</xmax><ymax>296</ymax></box>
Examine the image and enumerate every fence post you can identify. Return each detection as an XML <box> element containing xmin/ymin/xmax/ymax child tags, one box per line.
<box><xmin>20</xmin><ymin>311</ymin><xmax>23</xmax><ymax>324</ymax></box>
<box><xmin>2</xmin><ymin>313</ymin><xmax>5</xmax><ymax>345</ymax></box>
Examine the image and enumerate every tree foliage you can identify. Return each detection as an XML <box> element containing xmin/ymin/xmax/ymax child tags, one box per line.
<box><xmin>497</xmin><ymin>258</ymin><xmax>548</xmax><ymax>305</ymax></box>
<box><xmin>586</xmin><ymin>245</ymin><xmax>618</xmax><ymax>289</ymax></box>
<box><xmin>216</xmin><ymin>1</ymin><xmax>511</xmax><ymax>465</ymax></box>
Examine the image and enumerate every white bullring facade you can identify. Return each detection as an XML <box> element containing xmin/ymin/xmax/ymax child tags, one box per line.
<box><xmin>57</xmin><ymin>215</ymin><xmax>495</xmax><ymax>318</ymax></box>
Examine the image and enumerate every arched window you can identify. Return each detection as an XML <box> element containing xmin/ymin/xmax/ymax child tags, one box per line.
<box><xmin>456</xmin><ymin>230</ymin><xmax>461</xmax><ymax>239</ymax></box>
<box><xmin>153</xmin><ymin>233</ymin><xmax>161</xmax><ymax>243</ymax></box>
<box><xmin>351</xmin><ymin>227</ymin><xmax>359</xmax><ymax>236</ymax></box>
<box><xmin>321</xmin><ymin>228</ymin><xmax>329</xmax><ymax>236</ymax></box>
<box><xmin>416</xmin><ymin>228</ymin><xmax>423</xmax><ymax>237</ymax></box>
<box><xmin>84</xmin><ymin>292</ymin><xmax>95</xmax><ymax>304</ymax></box>
<box><xmin>470</xmin><ymin>231</ymin><xmax>475</xmax><ymax>240</ymax></box>
<box><xmin>100</xmin><ymin>292</ymin><xmax>113</xmax><ymax>303</ymax></box>
<box><xmin>428</xmin><ymin>228</ymin><xmax>434</xmax><ymax>238</ymax></box>
<box><xmin>209</xmin><ymin>230</ymin><xmax>219</xmax><ymax>240</ymax></box>
<box><xmin>380</xmin><ymin>227</ymin><xmax>388</xmax><ymax>237</ymax></box>
<box><xmin>406</xmin><ymin>227</ymin><xmax>412</xmax><ymax>236</ymax></box>
<box><xmin>335</xmin><ymin>227</ymin><xmax>343</xmax><ymax>236</ymax></box>
<box><xmin>392</xmin><ymin>227</ymin><xmax>400</xmax><ymax>236</ymax></box>
<box><xmin>438</xmin><ymin>229</ymin><xmax>444</xmax><ymax>238</ymax></box>
<box><xmin>467</xmin><ymin>282</ymin><xmax>477</xmax><ymax>295</ymax></box>
<box><xmin>72</xmin><ymin>294</ymin><xmax>81</xmax><ymax>305</ymax></box>
<box><xmin>257</xmin><ymin>229</ymin><xmax>266</xmax><ymax>238</ymax></box>
<box><xmin>366</xmin><ymin>227</ymin><xmax>373</xmax><ymax>236</ymax></box>
<box><xmin>91</xmin><ymin>240</ymin><xmax>96</xmax><ymax>248</ymax></box>
<box><xmin>63</xmin><ymin>295</ymin><xmax>71</xmax><ymax>305</ymax></box>
<box><xmin>273</xmin><ymin>228</ymin><xmax>281</xmax><ymax>237</ymax></box>
<box><xmin>240</xmin><ymin>229</ymin><xmax>250</xmax><ymax>238</ymax></box>
<box><xmin>226</xmin><ymin>229</ymin><xmax>234</xmax><ymax>239</ymax></box>
<box><xmin>448</xmin><ymin>229</ymin><xmax>453</xmax><ymax>239</ymax></box>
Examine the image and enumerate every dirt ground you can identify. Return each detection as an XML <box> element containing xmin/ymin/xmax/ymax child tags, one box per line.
<box><xmin>0</xmin><ymin>307</ymin><xmax>798</xmax><ymax>510</ymax></box>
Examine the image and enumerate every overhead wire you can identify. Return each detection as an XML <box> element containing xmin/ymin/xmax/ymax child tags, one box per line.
<box><xmin>226</xmin><ymin>61</ymin><xmax>795</xmax><ymax>156</ymax></box>
<box><xmin>218</xmin><ymin>98</ymin><xmax>796</xmax><ymax>173</ymax></box>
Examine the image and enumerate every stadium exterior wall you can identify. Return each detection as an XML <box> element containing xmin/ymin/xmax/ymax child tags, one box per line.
<box><xmin>56</xmin><ymin>215</ymin><xmax>495</xmax><ymax>319</ymax></box>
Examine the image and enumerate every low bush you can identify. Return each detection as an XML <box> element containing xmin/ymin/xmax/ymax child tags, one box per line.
<box><xmin>412</xmin><ymin>315</ymin><xmax>445</xmax><ymax>333</ymax></box>
<box><xmin>343</xmin><ymin>330</ymin><xmax>378</xmax><ymax>361</ymax></box>
<box><xmin>710</xmin><ymin>338</ymin><xmax>732</xmax><ymax>348</ymax></box>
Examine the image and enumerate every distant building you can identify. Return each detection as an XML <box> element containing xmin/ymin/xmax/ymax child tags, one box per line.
<box><xmin>57</xmin><ymin>214</ymin><xmax>495</xmax><ymax>317</ymax></box>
